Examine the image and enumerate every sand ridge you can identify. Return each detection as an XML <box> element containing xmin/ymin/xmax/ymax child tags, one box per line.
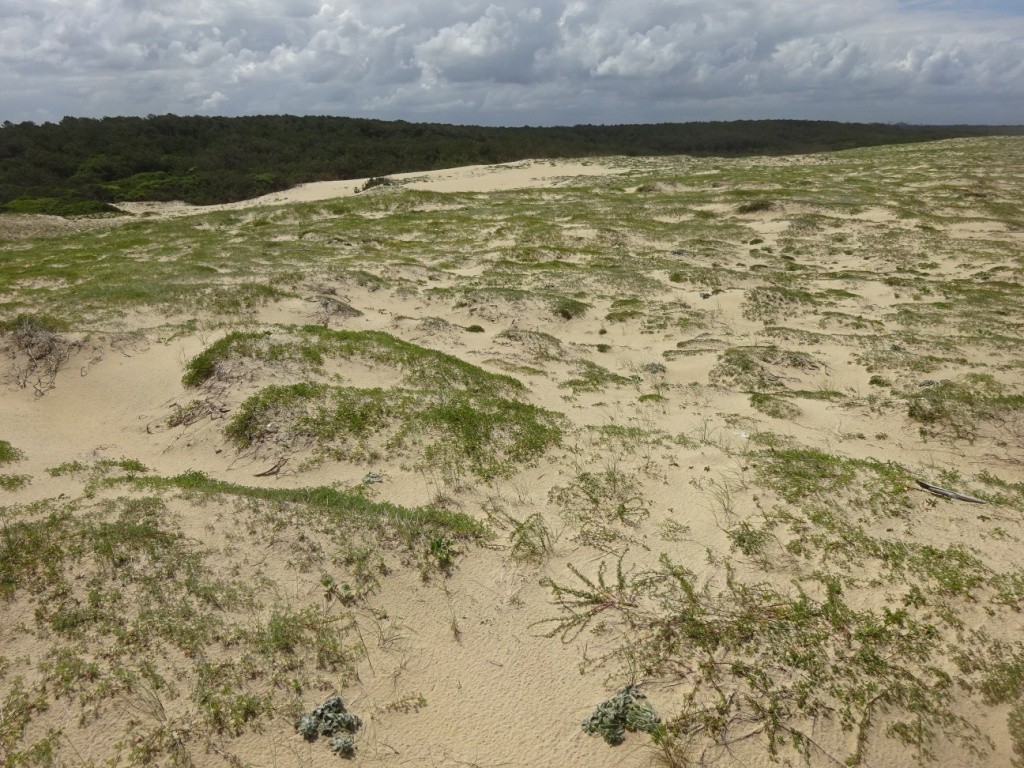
<box><xmin>112</xmin><ymin>158</ymin><xmax>629</xmax><ymax>218</ymax></box>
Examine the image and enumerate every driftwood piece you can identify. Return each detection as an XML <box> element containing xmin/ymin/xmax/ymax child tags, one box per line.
<box><xmin>915</xmin><ymin>480</ymin><xmax>987</xmax><ymax>504</ymax></box>
<box><xmin>254</xmin><ymin>458</ymin><xmax>288</xmax><ymax>477</ymax></box>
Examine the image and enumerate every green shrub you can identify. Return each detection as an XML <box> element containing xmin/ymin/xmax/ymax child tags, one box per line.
<box><xmin>102</xmin><ymin>170</ymin><xmax>193</xmax><ymax>200</ymax></box>
<box><xmin>2</xmin><ymin>197</ymin><xmax>116</xmax><ymax>216</ymax></box>
<box><xmin>358</xmin><ymin>176</ymin><xmax>395</xmax><ymax>192</ymax></box>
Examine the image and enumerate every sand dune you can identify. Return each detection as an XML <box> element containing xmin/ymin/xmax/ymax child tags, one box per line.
<box><xmin>114</xmin><ymin>158</ymin><xmax>628</xmax><ymax>217</ymax></box>
<box><xmin>3</xmin><ymin>137</ymin><xmax>1024</xmax><ymax>768</ymax></box>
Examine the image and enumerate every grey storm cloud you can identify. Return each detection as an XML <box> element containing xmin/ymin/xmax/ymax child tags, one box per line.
<box><xmin>1</xmin><ymin>0</ymin><xmax>1023</xmax><ymax>124</ymax></box>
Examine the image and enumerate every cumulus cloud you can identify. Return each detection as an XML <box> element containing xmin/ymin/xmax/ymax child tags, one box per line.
<box><xmin>1</xmin><ymin>0</ymin><xmax>1022</xmax><ymax>124</ymax></box>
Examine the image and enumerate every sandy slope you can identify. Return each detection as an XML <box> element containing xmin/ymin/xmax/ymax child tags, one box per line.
<box><xmin>114</xmin><ymin>158</ymin><xmax>628</xmax><ymax>217</ymax></box>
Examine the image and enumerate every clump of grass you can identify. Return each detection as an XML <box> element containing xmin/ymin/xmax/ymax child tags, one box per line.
<box><xmin>225</xmin><ymin>383</ymin><xmax>562</xmax><ymax>480</ymax></box>
<box><xmin>497</xmin><ymin>328</ymin><xmax>564</xmax><ymax>360</ymax></box>
<box><xmin>605</xmin><ymin>297</ymin><xmax>644</xmax><ymax>323</ymax></box>
<box><xmin>183</xmin><ymin>325</ymin><xmax>523</xmax><ymax>395</ymax></box>
<box><xmin>907</xmin><ymin>374</ymin><xmax>1024</xmax><ymax>440</ymax></box>
<box><xmin>417</xmin><ymin>395</ymin><xmax>562</xmax><ymax>480</ymax></box>
<box><xmin>358</xmin><ymin>176</ymin><xmax>396</xmax><ymax>192</ymax></box>
<box><xmin>749</xmin><ymin>392</ymin><xmax>801</xmax><ymax>420</ymax></box>
<box><xmin>47</xmin><ymin>460</ymin><xmax>88</xmax><ymax>477</ymax></box>
<box><xmin>0</xmin><ymin>474</ymin><xmax>30</xmax><ymax>491</ymax></box>
<box><xmin>726</xmin><ymin>520</ymin><xmax>772</xmax><ymax>559</ymax></box>
<box><xmin>507</xmin><ymin>512</ymin><xmax>555</xmax><ymax>565</ymax></box>
<box><xmin>0</xmin><ymin>440</ymin><xmax>24</xmax><ymax>465</ymax></box>
<box><xmin>742</xmin><ymin>285</ymin><xmax>817</xmax><ymax>323</ymax></box>
<box><xmin>205</xmin><ymin>283</ymin><xmax>288</xmax><ymax>314</ymax></box>
<box><xmin>465</xmin><ymin>324</ymin><xmax>485</xmax><ymax>333</ymax></box>
<box><xmin>127</xmin><ymin>470</ymin><xmax>490</xmax><ymax>555</ymax></box>
<box><xmin>1</xmin><ymin>313</ymin><xmax>81</xmax><ymax>394</ymax></box>
<box><xmin>181</xmin><ymin>330</ymin><xmax>270</xmax><ymax>387</ymax></box>
<box><xmin>1</xmin><ymin>312</ymin><xmax>71</xmax><ymax>338</ymax></box>
<box><xmin>710</xmin><ymin>345</ymin><xmax>820</xmax><ymax>391</ymax></box>
<box><xmin>735</xmin><ymin>199</ymin><xmax>775</xmax><ymax>213</ymax></box>
<box><xmin>550</xmin><ymin>464</ymin><xmax>649</xmax><ymax>548</ymax></box>
<box><xmin>194</xmin><ymin>661</ymin><xmax>273</xmax><ymax>736</ymax></box>
<box><xmin>224</xmin><ymin>383</ymin><xmax>397</xmax><ymax>454</ymax></box>
<box><xmin>552</xmin><ymin>297</ymin><xmax>589</xmax><ymax>320</ymax></box>
<box><xmin>561</xmin><ymin>360</ymin><xmax>631</xmax><ymax>393</ymax></box>
<box><xmin>250</xmin><ymin>606</ymin><xmax>352</xmax><ymax>671</ymax></box>
<box><xmin>637</xmin><ymin>393</ymin><xmax>666</xmax><ymax>404</ymax></box>
<box><xmin>755</xmin><ymin>447</ymin><xmax>890</xmax><ymax>504</ymax></box>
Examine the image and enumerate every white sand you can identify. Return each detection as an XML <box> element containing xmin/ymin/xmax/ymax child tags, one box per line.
<box><xmin>114</xmin><ymin>159</ymin><xmax>626</xmax><ymax>217</ymax></box>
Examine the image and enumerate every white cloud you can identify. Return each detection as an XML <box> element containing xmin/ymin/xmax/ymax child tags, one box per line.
<box><xmin>0</xmin><ymin>0</ymin><xmax>1022</xmax><ymax>124</ymax></box>
<box><xmin>201</xmin><ymin>90</ymin><xmax>227</xmax><ymax>111</ymax></box>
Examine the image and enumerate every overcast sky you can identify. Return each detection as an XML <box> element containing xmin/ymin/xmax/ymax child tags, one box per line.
<box><xmin>2</xmin><ymin>0</ymin><xmax>1023</xmax><ymax>126</ymax></box>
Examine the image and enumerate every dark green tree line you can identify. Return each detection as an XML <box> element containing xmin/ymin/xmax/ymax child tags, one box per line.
<box><xmin>1</xmin><ymin>115</ymin><xmax>1020</xmax><ymax>214</ymax></box>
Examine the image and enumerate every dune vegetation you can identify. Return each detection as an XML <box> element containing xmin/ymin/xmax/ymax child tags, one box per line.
<box><xmin>2</xmin><ymin>135</ymin><xmax>1023</xmax><ymax>767</ymax></box>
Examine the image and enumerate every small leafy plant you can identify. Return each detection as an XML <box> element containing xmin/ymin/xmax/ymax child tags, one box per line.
<box><xmin>582</xmin><ymin>685</ymin><xmax>661</xmax><ymax>746</ymax></box>
<box><xmin>296</xmin><ymin>694</ymin><xmax>362</xmax><ymax>758</ymax></box>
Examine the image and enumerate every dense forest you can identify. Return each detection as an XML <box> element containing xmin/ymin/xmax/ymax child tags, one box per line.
<box><xmin>1</xmin><ymin>115</ymin><xmax>1021</xmax><ymax>214</ymax></box>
